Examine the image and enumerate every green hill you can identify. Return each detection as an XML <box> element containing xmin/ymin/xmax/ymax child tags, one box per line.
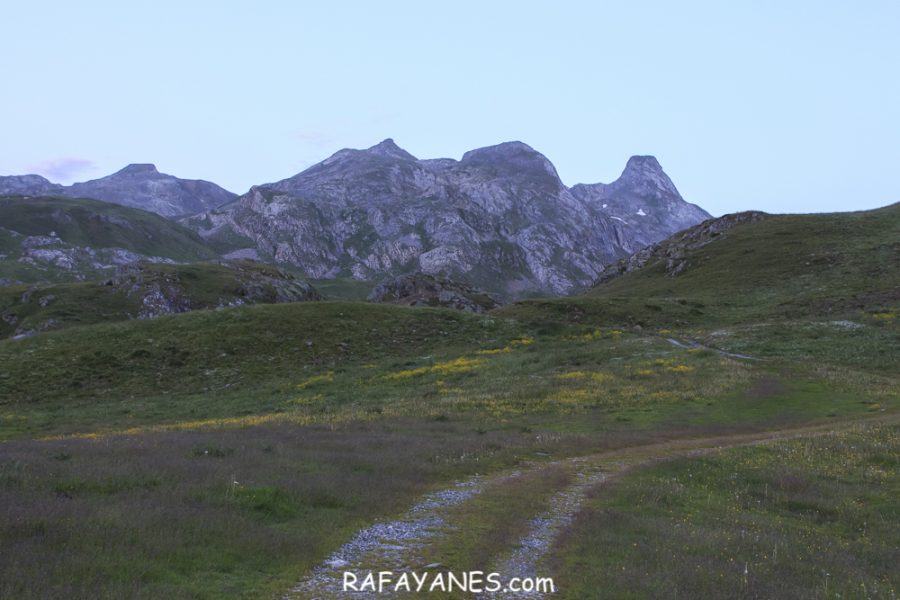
<box><xmin>0</xmin><ymin>195</ymin><xmax>217</xmax><ymax>283</ymax></box>
<box><xmin>2</xmin><ymin>203</ymin><xmax>897</xmax><ymax>438</ymax></box>
<box><xmin>500</xmin><ymin>203</ymin><xmax>899</xmax><ymax>328</ymax></box>
<box><xmin>0</xmin><ymin>260</ymin><xmax>322</xmax><ymax>339</ymax></box>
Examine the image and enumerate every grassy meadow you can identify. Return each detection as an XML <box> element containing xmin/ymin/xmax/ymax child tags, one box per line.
<box><xmin>552</xmin><ymin>422</ymin><xmax>900</xmax><ymax>599</ymax></box>
<box><xmin>0</xmin><ymin>205</ymin><xmax>897</xmax><ymax>598</ymax></box>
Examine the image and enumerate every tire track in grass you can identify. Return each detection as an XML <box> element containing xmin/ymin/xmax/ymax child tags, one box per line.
<box><xmin>478</xmin><ymin>458</ymin><xmax>608</xmax><ymax>599</ymax></box>
<box><xmin>286</xmin><ymin>414</ymin><xmax>900</xmax><ymax>599</ymax></box>
<box><xmin>286</xmin><ymin>472</ymin><xmax>522</xmax><ymax>599</ymax></box>
<box><xmin>477</xmin><ymin>414</ymin><xmax>900</xmax><ymax>598</ymax></box>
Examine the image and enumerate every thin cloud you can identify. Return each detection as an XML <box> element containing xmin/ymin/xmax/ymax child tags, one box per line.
<box><xmin>294</xmin><ymin>130</ymin><xmax>335</xmax><ymax>148</ymax></box>
<box><xmin>26</xmin><ymin>157</ymin><xmax>95</xmax><ymax>182</ymax></box>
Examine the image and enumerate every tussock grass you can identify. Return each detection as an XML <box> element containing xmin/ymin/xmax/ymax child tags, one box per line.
<box><xmin>552</xmin><ymin>423</ymin><xmax>900</xmax><ymax>599</ymax></box>
<box><xmin>0</xmin><ymin>419</ymin><xmax>584</xmax><ymax>599</ymax></box>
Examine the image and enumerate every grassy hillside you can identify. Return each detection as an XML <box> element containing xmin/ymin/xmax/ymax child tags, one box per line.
<box><xmin>1</xmin><ymin>204</ymin><xmax>897</xmax><ymax>438</ymax></box>
<box><xmin>0</xmin><ymin>297</ymin><xmax>894</xmax><ymax>440</ymax></box>
<box><xmin>1</xmin><ymin>294</ymin><xmax>894</xmax><ymax>598</ymax></box>
<box><xmin>499</xmin><ymin>204</ymin><xmax>900</xmax><ymax>375</ymax></box>
<box><xmin>308</xmin><ymin>277</ymin><xmax>374</xmax><ymax>300</ymax></box>
<box><xmin>0</xmin><ymin>195</ymin><xmax>217</xmax><ymax>260</ymax></box>
<box><xmin>0</xmin><ymin>260</ymin><xmax>320</xmax><ymax>339</ymax></box>
<box><xmin>501</xmin><ymin>203</ymin><xmax>899</xmax><ymax>327</ymax></box>
<box><xmin>0</xmin><ymin>195</ymin><xmax>217</xmax><ymax>282</ymax></box>
<box><xmin>0</xmin><ymin>302</ymin><xmax>527</xmax><ymax>438</ymax></box>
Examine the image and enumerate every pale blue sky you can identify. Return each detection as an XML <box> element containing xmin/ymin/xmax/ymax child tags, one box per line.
<box><xmin>2</xmin><ymin>1</ymin><xmax>898</xmax><ymax>216</ymax></box>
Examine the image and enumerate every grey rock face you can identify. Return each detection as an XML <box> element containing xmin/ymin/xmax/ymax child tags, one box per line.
<box><xmin>186</xmin><ymin>140</ymin><xmax>710</xmax><ymax>298</ymax></box>
<box><xmin>368</xmin><ymin>272</ymin><xmax>501</xmax><ymax>313</ymax></box>
<box><xmin>594</xmin><ymin>210</ymin><xmax>769</xmax><ymax>285</ymax></box>
<box><xmin>64</xmin><ymin>164</ymin><xmax>237</xmax><ymax>217</ymax></box>
<box><xmin>0</xmin><ymin>175</ymin><xmax>63</xmax><ymax>196</ymax></box>
<box><xmin>1</xmin><ymin>165</ymin><xmax>236</xmax><ymax>217</ymax></box>
<box><xmin>570</xmin><ymin>156</ymin><xmax>711</xmax><ymax>249</ymax></box>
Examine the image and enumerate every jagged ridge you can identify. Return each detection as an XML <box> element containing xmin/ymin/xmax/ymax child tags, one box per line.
<box><xmin>184</xmin><ymin>139</ymin><xmax>711</xmax><ymax>298</ymax></box>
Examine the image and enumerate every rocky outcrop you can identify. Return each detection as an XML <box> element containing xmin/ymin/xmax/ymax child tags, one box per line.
<box><xmin>2</xmin><ymin>165</ymin><xmax>236</xmax><ymax>217</ymax></box>
<box><xmin>108</xmin><ymin>263</ymin><xmax>194</xmax><ymax>319</ymax></box>
<box><xmin>368</xmin><ymin>272</ymin><xmax>501</xmax><ymax>313</ymax></box>
<box><xmin>10</xmin><ymin>229</ymin><xmax>175</xmax><ymax>280</ymax></box>
<box><xmin>108</xmin><ymin>260</ymin><xmax>322</xmax><ymax>318</ymax></box>
<box><xmin>185</xmin><ymin>140</ymin><xmax>711</xmax><ymax>298</ymax></box>
<box><xmin>0</xmin><ymin>196</ymin><xmax>217</xmax><ymax>283</ymax></box>
<box><xmin>593</xmin><ymin>211</ymin><xmax>769</xmax><ymax>285</ymax></box>
<box><xmin>1</xmin><ymin>260</ymin><xmax>323</xmax><ymax>339</ymax></box>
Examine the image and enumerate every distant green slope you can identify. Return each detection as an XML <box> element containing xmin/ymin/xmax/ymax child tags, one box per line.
<box><xmin>0</xmin><ymin>195</ymin><xmax>218</xmax><ymax>282</ymax></box>
<box><xmin>0</xmin><ymin>260</ymin><xmax>320</xmax><ymax>339</ymax></box>
<box><xmin>500</xmin><ymin>203</ymin><xmax>900</xmax><ymax>328</ymax></box>
<box><xmin>0</xmin><ymin>195</ymin><xmax>217</xmax><ymax>259</ymax></box>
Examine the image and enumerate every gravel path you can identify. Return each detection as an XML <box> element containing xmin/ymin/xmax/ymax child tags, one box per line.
<box><xmin>286</xmin><ymin>473</ymin><xmax>520</xmax><ymax>599</ymax></box>
<box><xmin>284</xmin><ymin>418</ymin><xmax>894</xmax><ymax>599</ymax></box>
<box><xmin>478</xmin><ymin>458</ymin><xmax>608</xmax><ymax>599</ymax></box>
<box><xmin>284</xmin><ymin>450</ymin><xmax>608</xmax><ymax>600</ymax></box>
<box><xmin>665</xmin><ymin>337</ymin><xmax>756</xmax><ymax>360</ymax></box>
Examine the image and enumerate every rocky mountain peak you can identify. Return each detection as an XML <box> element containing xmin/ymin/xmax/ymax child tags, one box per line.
<box><xmin>115</xmin><ymin>164</ymin><xmax>160</xmax><ymax>176</ymax></box>
<box><xmin>365</xmin><ymin>138</ymin><xmax>417</xmax><ymax>161</ymax></box>
<box><xmin>460</xmin><ymin>141</ymin><xmax>560</xmax><ymax>181</ymax></box>
<box><xmin>61</xmin><ymin>164</ymin><xmax>236</xmax><ymax>217</ymax></box>
<box><xmin>613</xmin><ymin>155</ymin><xmax>679</xmax><ymax>197</ymax></box>
<box><xmin>461</xmin><ymin>141</ymin><xmax>536</xmax><ymax>162</ymax></box>
<box><xmin>624</xmin><ymin>155</ymin><xmax>663</xmax><ymax>171</ymax></box>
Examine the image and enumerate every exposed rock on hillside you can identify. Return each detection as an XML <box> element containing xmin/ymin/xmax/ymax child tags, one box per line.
<box><xmin>108</xmin><ymin>261</ymin><xmax>322</xmax><ymax>319</ymax></box>
<box><xmin>0</xmin><ymin>195</ymin><xmax>217</xmax><ymax>283</ymax></box>
<box><xmin>368</xmin><ymin>272</ymin><xmax>501</xmax><ymax>313</ymax></box>
<box><xmin>0</xmin><ymin>260</ymin><xmax>323</xmax><ymax>339</ymax></box>
<box><xmin>16</xmin><ymin>233</ymin><xmax>174</xmax><ymax>278</ymax></box>
<box><xmin>593</xmin><ymin>211</ymin><xmax>769</xmax><ymax>285</ymax></box>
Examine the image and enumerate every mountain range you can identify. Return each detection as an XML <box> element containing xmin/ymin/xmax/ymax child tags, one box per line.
<box><xmin>0</xmin><ymin>164</ymin><xmax>236</xmax><ymax>217</ymax></box>
<box><xmin>185</xmin><ymin>140</ymin><xmax>710</xmax><ymax>296</ymax></box>
<box><xmin>1</xmin><ymin>140</ymin><xmax>710</xmax><ymax>296</ymax></box>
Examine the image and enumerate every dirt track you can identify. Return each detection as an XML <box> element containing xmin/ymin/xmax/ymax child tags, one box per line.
<box><xmin>285</xmin><ymin>412</ymin><xmax>899</xmax><ymax>599</ymax></box>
